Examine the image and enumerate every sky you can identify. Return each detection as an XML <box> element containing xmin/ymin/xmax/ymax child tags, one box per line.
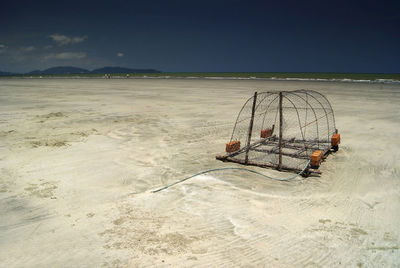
<box><xmin>0</xmin><ymin>0</ymin><xmax>399</xmax><ymax>73</ymax></box>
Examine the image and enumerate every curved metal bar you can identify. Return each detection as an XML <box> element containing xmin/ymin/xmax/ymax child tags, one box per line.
<box><xmin>283</xmin><ymin>92</ymin><xmax>320</xmax><ymax>149</ymax></box>
<box><xmin>229</xmin><ymin>94</ymin><xmax>255</xmax><ymax>142</ymax></box>
<box><xmin>290</xmin><ymin>90</ymin><xmax>330</xmax><ymax>143</ymax></box>
<box><xmin>254</xmin><ymin>92</ymin><xmax>271</xmax><ymax>111</ymax></box>
<box><xmin>282</xmin><ymin>95</ymin><xmax>308</xmax><ymax>145</ymax></box>
<box><xmin>274</xmin><ymin>100</ymin><xmax>279</xmax><ymax>127</ymax></box>
<box><xmin>260</xmin><ymin>93</ymin><xmax>280</xmax><ymax>131</ymax></box>
<box><xmin>299</xmin><ymin>89</ymin><xmax>336</xmax><ymax>131</ymax></box>
<box><xmin>296</xmin><ymin>89</ymin><xmax>332</xmax><ymax>130</ymax></box>
<box><xmin>230</xmin><ymin>92</ymin><xmax>276</xmax><ymax>142</ymax></box>
<box><xmin>304</xmin><ymin>93</ymin><xmax>308</xmax><ymax>138</ymax></box>
<box><xmin>280</xmin><ymin>95</ymin><xmax>309</xmax><ymax>166</ymax></box>
<box><xmin>254</xmin><ymin>90</ymin><xmax>323</xmax><ymax>146</ymax></box>
<box><xmin>254</xmin><ymin>92</ymin><xmax>275</xmax><ymax>130</ymax></box>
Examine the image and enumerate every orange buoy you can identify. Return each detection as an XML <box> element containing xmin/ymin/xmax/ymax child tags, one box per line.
<box><xmin>226</xmin><ymin>140</ymin><xmax>240</xmax><ymax>153</ymax></box>
<box><xmin>311</xmin><ymin>150</ymin><xmax>323</xmax><ymax>168</ymax></box>
<box><xmin>331</xmin><ymin>133</ymin><xmax>340</xmax><ymax>146</ymax></box>
<box><xmin>261</xmin><ymin>129</ymin><xmax>273</xmax><ymax>138</ymax></box>
<box><xmin>331</xmin><ymin>133</ymin><xmax>340</xmax><ymax>152</ymax></box>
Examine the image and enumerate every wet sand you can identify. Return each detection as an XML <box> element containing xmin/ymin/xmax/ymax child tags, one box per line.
<box><xmin>0</xmin><ymin>78</ymin><xmax>399</xmax><ymax>267</ymax></box>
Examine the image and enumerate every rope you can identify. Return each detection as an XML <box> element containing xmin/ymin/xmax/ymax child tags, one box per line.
<box><xmin>152</xmin><ymin>160</ymin><xmax>311</xmax><ymax>193</ymax></box>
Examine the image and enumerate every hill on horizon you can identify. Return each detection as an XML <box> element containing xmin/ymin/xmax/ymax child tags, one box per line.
<box><xmin>26</xmin><ymin>66</ymin><xmax>90</xmax><ymax>75</ymax></box>
<box><xmin>0</xmin><ymin>66</ymin><xmax>162</xmax><ymax>76</ymax></box>
<box><xmin>0</xmin><ymin>70</ymin><xmax>15</xmax><ymax>76</ymax></box>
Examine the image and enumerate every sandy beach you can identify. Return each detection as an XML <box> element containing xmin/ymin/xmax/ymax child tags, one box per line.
<box><xmin>0</xmin><ymin>78</ymin><xmax>399</xmax><ymax>267</ymax></box>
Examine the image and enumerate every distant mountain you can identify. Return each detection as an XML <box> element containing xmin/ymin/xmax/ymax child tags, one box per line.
<box><xmin>91</xmin><ymin>66</ymin><xmax>160</xmax><ymax>74</ymax></box>
<box><xmin>0</xmin><ymin>70</ymin><xmax>16</xmax><ymax>76</ymax></box>
<box><xmin>25</xmin><ymin>66</ymin><xmax>90</xmax><ymax>75</ymax></box>
<box><xmin>0</xmin><ymin>66</ymin><xmax>162</xmax><ymax>76</ymax></box>
<box><xmin>26</xmin><ymin>70</ymin><xmax>42</xmax><ymax>75</ymax></box>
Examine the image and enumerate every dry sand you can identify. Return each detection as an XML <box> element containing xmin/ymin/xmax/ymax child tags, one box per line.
<box><xmin>0</xmin><ymin>78</ymin><xmax>399</xmax><ymax>267</ymax></box>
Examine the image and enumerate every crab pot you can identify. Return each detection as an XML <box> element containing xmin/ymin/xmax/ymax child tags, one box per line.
<box><xmin>216</xmin><ymin>90</ymin><xmax>339</xmax><ymax>175</ymax></box>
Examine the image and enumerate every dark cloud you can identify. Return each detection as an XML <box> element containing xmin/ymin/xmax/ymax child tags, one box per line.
<box><xmin>0</xmin><ymin>44</ymin><xmax>7</xmax><ymax>54</ymax></box>
<box><xmin>44</xmin><ymin>52</ymin><xmax>87</xmax><ymax>60</ymax></box>
<box><xmin>49</xmin><ymin>34</ymin><xmax>88</xmax><ymax>46</ymax></box>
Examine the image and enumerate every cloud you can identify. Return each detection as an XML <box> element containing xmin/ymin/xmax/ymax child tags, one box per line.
<box><xmin>117</xmin><ymin>52</ymin><xmax>124</xmax><ymax>57</ymax></box>
<box><xmin>49</xmin><ymin>34</ymin><xmax>88</xmax><ymax>46</ymax></box>
<box><xmin>0</xmin><ymin>44</ymin><xmax>7</xmax><ymax>53</ymax></box>
<box><xmin>44</xmin><ymin>52</ymin><xmax>87</xmax><ymax>60</ymax></box>
<box><xmin>21</xmin><ymin>46</ymin><xmax>35</xmax><ymax>52</ymax></box>
<box><xmin>44</xmin><ymin>45</ymin><xmax>53</xmax><ymax>49</ymax></box>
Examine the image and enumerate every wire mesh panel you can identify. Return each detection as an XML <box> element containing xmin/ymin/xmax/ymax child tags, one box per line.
<box><xmin>219</xmin><ymin>90</ymin><xmax>337</xmax><ymax>173</ymax></box>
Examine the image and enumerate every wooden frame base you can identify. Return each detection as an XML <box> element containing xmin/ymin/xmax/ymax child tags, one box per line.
<box><xmin>216</xmin><ymin>155</ymin><xmax>321</xmax><ymax>175</ymax></box>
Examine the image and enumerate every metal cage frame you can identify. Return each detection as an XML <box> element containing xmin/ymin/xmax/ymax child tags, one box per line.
<box><xmin>216</xmin><ymin>90</ymin><xmax>339</xmax><ymax>176</ymax></box>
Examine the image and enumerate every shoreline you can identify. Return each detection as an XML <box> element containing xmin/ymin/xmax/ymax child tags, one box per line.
<box><xmin>1</xmin><ymin>75</ymin><xmax>400</xmax><ymax>84</ymax></box>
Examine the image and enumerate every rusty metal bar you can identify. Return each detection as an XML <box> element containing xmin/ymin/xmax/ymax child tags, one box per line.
<box><xmin>215</xmin><ymin>156</ymin><xmax>321</xmax><ymax>175</ymax></box>
<box><xmin>278</xmin><ymin>92</ymin><xmax>283</xmax><ymax>170</ymax></box>
<box><xmin>245</xmin><ymin>91</ymin><xmax>258</xmax><ymax>163</ymax></box>
<box><xmin>251</xmin><ymin>148</ymin><xmax>310</xmax><ymax>159</ymax></box>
